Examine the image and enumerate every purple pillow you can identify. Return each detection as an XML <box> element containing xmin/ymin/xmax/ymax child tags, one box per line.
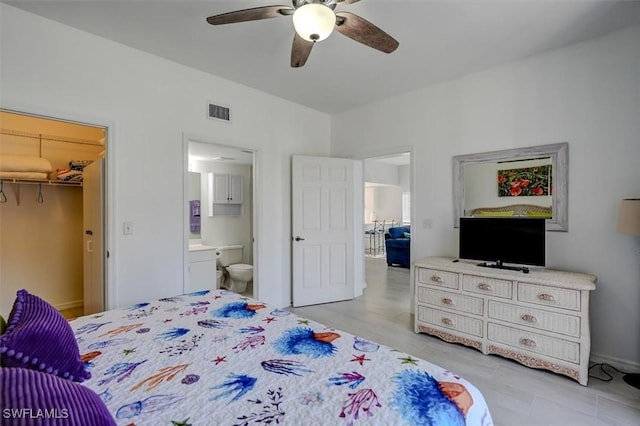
<box><xmin>0</xmin><ymin>289</ymin><xmax>90</xmax><ymax>382</ymax></box>
<box><xmin>0</xmin><ymin>367</ymin><xmax>115</xmax><ymax>426</ymax></box>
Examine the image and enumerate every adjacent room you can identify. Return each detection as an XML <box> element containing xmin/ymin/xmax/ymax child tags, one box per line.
<box><xmin>1</xmin><ymin>1</ymin><xmax>639</xmax><ymax>425</ymax></box>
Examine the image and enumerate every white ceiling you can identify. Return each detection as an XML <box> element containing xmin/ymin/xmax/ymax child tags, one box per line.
<box><xmin>374</xmin><ymin>152</ymin><xmax>410</xmax><ymax>166</ymax></box>
<box><xmin>189</xmin><ymin>141</ymin><xmax>254</xmax><ymax>165</ymax></box>
<box><xmin>5</xmin><ymin>1</ymin><xmax>640</xmax><ymax>114</ymax></box>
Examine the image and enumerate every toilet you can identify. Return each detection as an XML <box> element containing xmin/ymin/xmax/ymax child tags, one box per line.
<box><xmin>217</xmin><ymin>245</ymin><xmax>253</xmax><ymax>293</ymax></box>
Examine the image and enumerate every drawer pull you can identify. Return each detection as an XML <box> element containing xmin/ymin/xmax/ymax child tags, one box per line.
<box><xmin>441</xmin><ymin>318</ymin><xmax>454</xmax><ymax>326</ymax></box>
<box><xmin>538</xmin><ymin>293</ymin><xmax>555</xmax><ymax>302</ymax></box>
<box><xmin>477</xmin><ymin>283</ymin><xmax>492</xmax><ymax>291</ymax></box>
<box><xmin>431</xmin><ymin>275</ymin><xmax>443</xmax><ymax>283</ymax></box>
<box><xmin>521</xmin><ymin>314</ymin><xmax>538</xmax><ymax>323</ymax></box>
<box><xmin>520</xmin><ymin>338</ymin><xmax>537</xmax><ymax>348</ymax></box>
<box><xmin>442</xmin><ymin>298</ymin><xmax>455</xmax><ymax>306</ymax></box>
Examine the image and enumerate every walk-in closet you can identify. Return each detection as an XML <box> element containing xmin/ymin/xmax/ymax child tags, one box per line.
<box><xmin>0</xmin><ymin>110</ymin><xmax>106</xmax><ymax>318</ymax></box>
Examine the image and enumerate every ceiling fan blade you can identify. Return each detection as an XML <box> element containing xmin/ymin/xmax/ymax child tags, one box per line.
<box><xmin>335</xmin><ymin>12</ymin><xmax>399</xmax><ymax>54</ymax></box>
<box><xmin>207</xmin><ymin>6</ymin><xmax>293</xmax><ymax>25</ymax></box>
<box><xmin>336</xmin><ymin>0</ymin><xmax>361</xmax><ymax>4</ymax></box>
<box><xmin>291</xmin><ymin>33</ymin><xmax>314</xmax><ymax>68</ymax></box>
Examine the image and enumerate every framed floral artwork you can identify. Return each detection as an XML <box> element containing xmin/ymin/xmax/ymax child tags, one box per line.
<box><xmin>498</xmin><ymin>165</ymin><xmax>551</xmax><ymax>197</ymax></box>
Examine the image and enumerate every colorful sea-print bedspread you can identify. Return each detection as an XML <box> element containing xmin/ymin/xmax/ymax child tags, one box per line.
<box><xmin>72</xmin><ymin>290</ymin><xmax>494</xmax><ymax>425</ymax></box>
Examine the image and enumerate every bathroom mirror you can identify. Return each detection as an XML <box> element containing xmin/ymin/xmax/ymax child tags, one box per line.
<box><xmin>453</xmin><ymin>143</ymin><xmax>568</xmax><ymax>231</ymax></box>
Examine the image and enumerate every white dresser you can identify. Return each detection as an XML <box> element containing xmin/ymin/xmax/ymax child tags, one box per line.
<box><xmin>414</xmin><ymin>257</ymin><xmax>597</xmax><ymax>385</ymax></box>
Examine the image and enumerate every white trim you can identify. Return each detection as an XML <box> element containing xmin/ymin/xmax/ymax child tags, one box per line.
<box><xmin>591</xmin><ymin>353</ymin><xmax>640</xmax><ymax>374</ymax></box>
<box><xmin>182</xmin><ymin>135</ymin><xmax>190</xmax><ymax>293</ymax></box>
<box><xmin>53</xmin><ymin>300</ymin><xmax>84</xmax><ymax>311</ymax></box>
<box><xmin>250</xmin><ymin>148</ymin><xmax>261</xmax><ymax>302</ymax></box>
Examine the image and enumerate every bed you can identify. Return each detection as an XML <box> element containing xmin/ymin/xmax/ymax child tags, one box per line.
<box><xmin>2</xmin><ymin>289</ymin><xmax>494</xmax><ymax>425</ymax></box>
<box><xmin>468</xmin><ymin>204</ymin><xmax>552</xmax><ymax>218</ymax></box>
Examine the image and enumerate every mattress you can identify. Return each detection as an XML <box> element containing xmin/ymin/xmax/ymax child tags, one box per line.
<box><xmin>72</xmin><ymin>290</ymin><xmax>494</xmax><ymax>425</ymax></box>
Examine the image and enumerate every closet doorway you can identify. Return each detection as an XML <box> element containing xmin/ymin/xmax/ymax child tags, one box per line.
<box><xmin>0</xmin><ymin>109</ymin><xmax>108</xmax><ymax>318</ymax></box>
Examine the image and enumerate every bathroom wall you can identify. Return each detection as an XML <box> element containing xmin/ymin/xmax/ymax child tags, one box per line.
<box><xmin>191</xmin><ymin>160</ymin><xmax>253</xmax><ymax>265</ymax></box>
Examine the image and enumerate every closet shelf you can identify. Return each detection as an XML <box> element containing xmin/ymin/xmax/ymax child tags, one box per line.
<box><xmin>0</xmin><ymin>178</ymin><xmax>82</xmax><ymax>187</ymax></box>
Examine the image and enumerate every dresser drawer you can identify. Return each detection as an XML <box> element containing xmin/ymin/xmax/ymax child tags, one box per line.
<box><xmin>417</xmin><ymin>287</ymin><xmax>483</xmax><ymax>315</ymax></box>
<box><xmin>517</xmin><ymin>283</ymin><xmax>581</xmax><ymax>311</ymax></box>
<box><xmin>417</xmin><ymin>306</ymin><xmax>483</xmax><ymax>337</ymax></box>
<box><xmin>487</xmin><ymin>323</ymin><xmax>579</xmax><ymax>363</ymax></box>
<box><xmin>462</xmin><ymin>275</ymin><xmax>512</xmax><ymax>299</ymax></box>
<box><xmin>488</xmin><ymin>301</ymin><xmax>580</xmax><ymax>338</ymax></box>
<box><xmin>417</xmin><ymin>268</ymin><xmax>459</xmax><ymax>289</ymax></box>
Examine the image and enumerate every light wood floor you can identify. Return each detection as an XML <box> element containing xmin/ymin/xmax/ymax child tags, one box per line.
<box><xmin>289</xmin><ymin>257</ymin><xmax>640</xmax><ymax>426</ymax></box>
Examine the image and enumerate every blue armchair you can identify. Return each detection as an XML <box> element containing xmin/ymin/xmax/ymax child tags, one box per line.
<box><xmin>385</xmin><ymin>226</ymin><xmax>410</xmax><ymax>268</ymax></box>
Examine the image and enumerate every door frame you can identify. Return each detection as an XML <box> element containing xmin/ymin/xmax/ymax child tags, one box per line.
<box><xmin>354</xmin><ymin>145</ymin><xmax>415</xmax><ymax>311</ymax></box>
<box><xmin>0</xmin><ymin>105</ymin><xmax>116</xmax><ymax>311</ymax></box>
<box><xmin>181</xmin><ymin>133</ymin><xmax>260</xmax><ymax>298</ymax></box>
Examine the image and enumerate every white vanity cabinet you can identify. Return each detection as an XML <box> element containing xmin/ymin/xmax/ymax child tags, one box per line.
<box><xmin>187</xmin><ymin>246</ymin><xmax>218</xmax><ymax>293</ymax></box>
<box><xmin>414</xmin><ymin>257</ymin><xmax>596</xmax><ymax>385</ymax></box>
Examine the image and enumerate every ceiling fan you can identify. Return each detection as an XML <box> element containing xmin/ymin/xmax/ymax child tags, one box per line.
<box><xmin>206</xmin><ymin>0</ymin><xmax>399</xmax><ymax>67</ymax></box>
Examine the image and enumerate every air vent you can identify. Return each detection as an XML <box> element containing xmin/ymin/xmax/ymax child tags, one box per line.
<box><xmin>207</xmin><ymin>102</ymin><xmax>231</xmax><ymax>122</ymax></box>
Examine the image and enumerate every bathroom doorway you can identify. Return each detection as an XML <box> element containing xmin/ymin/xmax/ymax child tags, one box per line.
<box><xmin>183</xmin><ymin>136</ymin><xmax>256</xmax><ymax>297</ymax></box>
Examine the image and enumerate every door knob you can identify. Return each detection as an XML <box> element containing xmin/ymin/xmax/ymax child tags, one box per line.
<box><xmin>294</xmin><ymin>236</ymin><xmax>305</xmax><ymax>241</ymax></box>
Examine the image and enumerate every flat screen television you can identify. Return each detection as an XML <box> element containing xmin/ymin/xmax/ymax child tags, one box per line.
<box><xmin>459</xmin><ymin>217</ymin><xmax>546</xmax><ymax>272</ymax></box>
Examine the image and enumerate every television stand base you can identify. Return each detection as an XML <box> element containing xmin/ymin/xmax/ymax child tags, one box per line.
<box><xmin>477</xmin><ymin>262</ymin><xmax>530</xmax><ymax>273</ymax></box>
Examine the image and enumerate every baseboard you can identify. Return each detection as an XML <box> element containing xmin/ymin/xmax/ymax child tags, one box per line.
<box><xmin>590</xmin><ymin>352</ymin><xmax>640</xmax><ymax>373</ymax></box>
<box><xmin>53</xmin><ymin>300</ymin><xmax>84</xmax><ymax>311</ymax></box>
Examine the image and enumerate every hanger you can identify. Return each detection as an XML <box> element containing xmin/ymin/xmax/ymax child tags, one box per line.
<box><xmin>37</xmin><ymin>183</ymin><xmax>44</xmax><ymax>204</ymax></box>
<box><xmin>0</xmin><ymin>181</ymin><xmax>7</xmax><ymax>203</ymax></box>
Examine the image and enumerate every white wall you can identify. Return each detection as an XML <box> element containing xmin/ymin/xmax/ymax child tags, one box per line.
<box><xmin>398</xmin><ymin>165</ymin><xmax>410</xmax><ymax>193</ymax></box>
<box><xmin>0</xmin><ymin>4</ymin><xmax>331</xmax><ymax>310</ymax></box>
<box><xmin>364</xmin><ymin>159</ymin><xmax>399</xmax><ymax>185</ymax></box>
<box><xmin>332</xmin><ymin>26</ymin><xmax>640</xmax><ymax>369</ymax></box>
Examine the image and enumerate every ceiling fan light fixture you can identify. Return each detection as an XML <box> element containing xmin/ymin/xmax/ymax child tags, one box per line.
<box><xmin>292</xmin><ymin>3</ymin><xmax>336</xmax><ymax>42</ymax></box>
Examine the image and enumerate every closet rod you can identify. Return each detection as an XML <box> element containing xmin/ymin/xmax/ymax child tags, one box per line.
<box><xmin>0</xmin><ymin>128</ymin><xmax>104</xmax><ymax>147</ymax></box>
<box><xmin>0</xmin><ymin>178</ymin><xmax>82</xmax><ymax>188</ymax></box>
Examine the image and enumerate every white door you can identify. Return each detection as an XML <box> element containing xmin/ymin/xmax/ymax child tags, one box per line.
<box><xmin>211</xmin><ymin>174</ymin><xmax>229</xmax><ymax>204</ymax></box>
<box><xmin>228</xmin><ymin>175</ymin><xmax>244</xmax><ymax>204</ymax></box>
<box><xmin>83</xmin><ymin>158</ymin><xmax>104</xmax><ymax>315</ymax></box>
<box><xmin>292</xmin><ymin>155</ymin><xmax>358</xmax><ymax>307</ymax></box>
